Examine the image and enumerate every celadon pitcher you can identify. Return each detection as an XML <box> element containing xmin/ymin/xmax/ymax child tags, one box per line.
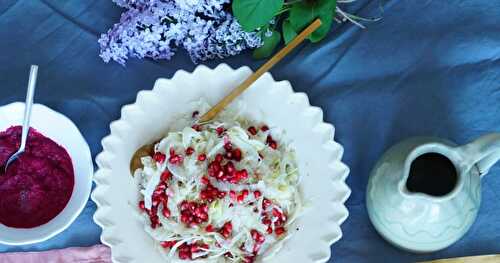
<box><xmin>366</xmin><ymin>133</ymin><xmax>500</xmax><ymax>253</ymax></box>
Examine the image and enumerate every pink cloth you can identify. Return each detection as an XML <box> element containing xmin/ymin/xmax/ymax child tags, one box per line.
<box><xmin>0</xmin><ymin>245</ymin><xmax>111</xmax><ymax>263</ymax></box>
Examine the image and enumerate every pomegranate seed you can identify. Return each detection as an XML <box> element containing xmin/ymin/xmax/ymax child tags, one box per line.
<box><xmin>250</xmin><ymin>229</ymin><xmax>259</xmax><ymax>240</ymax></box>
<box><xmin>272</xmin><ymin>208</ymin><xmax>282</xmax><ymax>218</ymax></box>
<box><xmin>199</xmin><ymin>212</ymin><xmax>208</xmax><ymax>220</ymax></box>
<box><xmin>150</xmin><ymin>206</ymin><xmax>158</xmax><ymax>216</ymax></box>
<box><xmin>191</xmin><ymin>124</ymin><xmax>202</xmax><ymax>131</ymax></box>
<box><xmin>236</xmin><ymin>169</ymin><xmax>248</xmax><ymax>180</ymax></box>
<box><xmin>185</xmin><ymin>147</ymin><xmax>194</xmax><ymax>156</ymax></box>
<box><xmin>262</xmin><ymin>217</ymin><xmax>271</xmax><ymax>225</ymax></box>
<box><xmin>138</xmin><ymin>201</ymin><xmax>145</xmax><ymax>211</ymax></box>
<box><xmin>225</xmin><ymin>162</ymin><xmax>235</xmax><ymax>173</ymax></box>
<box><xmin>192</xmin><ymin>111</ymin><xmax>199</xmax><ymax>118</ymax></box>
<box><xmin>216</xmin><ymin>170</ymin><xmax>225</xmax><ymax>179</ymax></box>
<box><xmin>281</xmin><ymin>213</ymin><xmax>288</xmax><ymax>222</ymax></box>
<box><xmin>224</xmin><ymin>142</ymin><xmax>232</xmax><ymax>151</ymax></box>
<box><xmin>215</xmin><ymin>154</ymin><xmax>223</xmax><ymax>163</ymax></box>
<box><xmin>244</xmin><ymin>256</ymin><xmax>256</xmax><ymax>263</ymax></box>
<box><xmin>178</xmin><ymin>250</ymin><xmax>191</xmax><ymax>260</ymax></box>
<box><xmin>269</xmin><ymin>141</ymin><xmax>278</xmax><ymax>150</ymax></box>
<box><xmin>247</xmin><ymin>126</ymin><xmax>258</xmax><ymax>135</ymax></box>
<box><xmin>237</xmin><ymin>195</ymin><xmax>245</xmax><ymax>203</ymax></box>
<box><xmin>241</xmin><ymin>189</ymin><xmax>249</xmax><ymax>198</ymax></box>
<box><xmin>266</xmin><ymin>226</ymin><xmax>273</xmax><ymax>234</ymax></box>
<box><xmin>275</xmin><ymin>227</ymin><xmax>286</xmax><ymax>236</ymax></box>
<box><xmin>218</xmin><ymin>191</ymin><xmax>227</xmax><ymax>198</ymax></box>
<box><xmin>160</xmin><ymin>171</ymin><xmax>172</xmax><ymax>182</ymax></box>
<box><xmin>216</xmin><ymin>126</ymin><xmax>225</xmax><ymax>136</ymax></box>
<box><xmin>198</xmin><ymin>153</ymin><xmax>207</xmax><ymax>161</ymax></box>
<box><xmin>169</xmin><ymin>154</ymin><xmax>183</xmax><ymax>165</ymax></box>
<box><xmin>162</xmin><ymin>207</ymin><xmax>171</xmax><ymax>218</ymax></box>
<box><xmin>229</xmin><ymin>190</ymin><xmax>237</xmax><ymax>200</ymax></box>
<box><xmin>223</xmin><ymin>222</ymin><xmax>232</xmax><ymax>232</ymax></box>
<box><xmin>232</xmin><ymin>148</ymin><xmax>242</xmax><ymax>161</ymax></box>
<box><xmin>225</xmin><ymin>151</ymin><xmax>233</xmax><ymax>159</ymax></box>
<box><xmin>152</xmin><ymin>197</ymin><xmax>161</xmax><ymax>207</ymax></box>
<box><xmin>201</xmin><ymin>176</ymin><xmax>209</xmax><ymax>185</ymax></box>
<box><xmin>200</xmin><ymin>243</ymin><xmax>209</xmax><ymax>250</ymax></box>
<box><xmin>190</xmin><ymin>244</ymin><xmax>200</xmax><ymax>253</ymax></box>
<box><xmin>205</xmin><ymin>224</ymin><xmax>214</xmax><ymax>232</ymax></box>
<box><xmin>253</xmin><ymin>190</ymin><xmax>262</xmax><ymax>199</ymax></box>
<box><xmin>262</xmin><ymin>198</ymin><xmax>272</xmax><ymax>209</ymax></box>
<box><xmin>221</xmin><ymin>231</ymin><xmax>230</xmax><ymax>239</ymax></box>
<box><xmin>160</xmin><ymin>240</ymin><xmax>177</xmax><ymax>248</ymax></box>
<box><xmin>153</xmin><ymin>152</ymin><xmax>166</xmax><ymax>164</ymax></box>
<box><xmin>261</xmin><ymin>125</ymin><xmax>269</xmax><ymax>131</ymax></box>
<box><xmin>229</xmin><ymin>203</ymin><xmax>234</xmax><ymax>208</ymax></box>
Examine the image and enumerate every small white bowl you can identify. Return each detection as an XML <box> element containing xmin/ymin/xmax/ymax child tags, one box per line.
<box><xmin>0</xmin><ymin>103</ymin><xmax>93</xmax><ymax>245</ymax></box>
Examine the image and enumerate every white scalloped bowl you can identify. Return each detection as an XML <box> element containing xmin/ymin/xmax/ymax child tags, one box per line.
<box><xmin>92</xmin><ymin>64</ymin><xmax>351</xmax><ymax>263</ymax></box>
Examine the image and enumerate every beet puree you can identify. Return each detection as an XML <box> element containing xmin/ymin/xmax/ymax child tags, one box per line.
<box><xmin>0</xmin><ymin>126</ymin><xmax>74</xmax><ymax>228</ymax></box>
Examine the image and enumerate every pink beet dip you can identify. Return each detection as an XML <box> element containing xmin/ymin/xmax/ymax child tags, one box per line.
<box><xmin>0</xmin><ymin>126</ymin><xmax>74</xmax><ymax>228</ymax></box>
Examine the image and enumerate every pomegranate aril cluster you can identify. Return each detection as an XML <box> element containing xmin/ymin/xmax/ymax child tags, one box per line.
<box><xmin>179</xmin><ymin>200</ymin><xmax>209</xmax><ymax>227</ymax></box>
<box><xmin>139</xmin><ymin>170</ymin><xmax>172</xmax><ymax>229</ymax></box>
<box><xmin>199</xmin><ymin>181</ymin><xmax>226</xmax><ymax>202</ymax></box>
<box><xmin>161</xmin><ymin>240</ymin><xmax>209</xmax><ymax>261</ymax></box>
<box><xmin>219</xmin><ymin>221</ymin><xmax>233</xmax><ymax>239</ymax></box>
<box><xmin>207</xmin><ymin>144</ymin><xmax>248</xmax><ymax>184</ymax></box>
<box><xmin>250</xmin><ymin>229</ymin><xmax>266</xmax><ymax>253</ymax></box>
<box><xmin>261</xmin><ymin>198</ymin><xmax>287</xmax><ymax>236</ymax></box>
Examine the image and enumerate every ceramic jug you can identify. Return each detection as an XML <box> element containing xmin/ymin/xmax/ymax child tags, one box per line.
<box><xmin>366</xmin><ymin>133</ymin><xmax>500</xmax><ymax>253</ymax></box>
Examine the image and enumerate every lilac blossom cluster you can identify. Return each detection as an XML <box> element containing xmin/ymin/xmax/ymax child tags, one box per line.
<box><xmin>99</xmin><ymin>0</ymin><xmax>263</xmax><ymax>65</ymax></box>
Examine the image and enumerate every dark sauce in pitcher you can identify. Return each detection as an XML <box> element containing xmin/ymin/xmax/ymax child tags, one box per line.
<box><xmin>406</xmin><ymin>153</ymin><xmax>458</xmax><ymax>197</ymax></box>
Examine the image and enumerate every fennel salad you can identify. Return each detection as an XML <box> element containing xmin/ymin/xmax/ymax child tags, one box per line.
<box><xmin>135</xmin><ymin>102</ymin><xmax>302</xmax><ymax>263</ymax></box>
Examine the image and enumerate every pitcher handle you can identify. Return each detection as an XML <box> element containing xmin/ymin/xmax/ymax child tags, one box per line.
<box><xmin>458</xmin><ymin>133</ymin><xmax>500</xmax><ymax>177</ymax></box>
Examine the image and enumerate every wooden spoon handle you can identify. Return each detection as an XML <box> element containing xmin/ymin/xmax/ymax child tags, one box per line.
<box><xmin>198</xmin><ymin>19</ymin><xmax>323</xmax><ymax>123</ymax></box>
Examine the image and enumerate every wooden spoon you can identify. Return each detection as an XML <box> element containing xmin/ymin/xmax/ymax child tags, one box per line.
<box><xmin>129</xmin><ymin>19</ymin><xmax>323</xmax><ymax>175</ymax></box>
<box><xmin>129</xmin><ymin>143</ymin><xmax>156</xmax><ymax>175</ymax></box>
<box><xmin>198</xmin><ymin>18</ymin><xmax>323</xmax><ymax>123</ymax></box>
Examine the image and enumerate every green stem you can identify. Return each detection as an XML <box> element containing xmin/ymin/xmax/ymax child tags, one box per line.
<box><xmin>284</xmin><ymin>0</ymin><xmax>303</xmax><ymax>5</ymax></box>
<box><xmin>275</xmin><ymin>7</ymin><xmax>291</xmax><ymax>16</ymax></box>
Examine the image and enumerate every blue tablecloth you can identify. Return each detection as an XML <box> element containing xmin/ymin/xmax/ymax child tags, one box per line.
<box><xmin>1</xmin><ymin>0</ymin><xmax>499</xmax><ymax>262</ymax></box>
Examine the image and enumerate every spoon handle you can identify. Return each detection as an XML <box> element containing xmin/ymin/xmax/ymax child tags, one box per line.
<box><xmin>20</xmin><ymin>65</ymin><xmax>38</xmax><ymax>151</ymax></box>
<box><xmin>198</xmin><ymin>19</ymin><xmax>322</xmax><ymax>124</ymax></box>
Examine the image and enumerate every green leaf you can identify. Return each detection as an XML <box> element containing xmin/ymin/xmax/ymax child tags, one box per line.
<box><xmin>233</xmin><ymin>0</ymin><xmax>284</xmax><ymax>32</ymax></box>
<box><xmin>289</xmin><ymin>0</ymin><xmax>336</xmax><ymax>31</ymax></box>
<box><xmin>253</xmin><ymin>30</ymin><xmax>282</xmax><ymax>59</ymax></box>
<box><xmin>308</xmin><ymin>13</ymin><xmax>333</xmax><ymax>43</ymax></box>
<box><xmin>282</xmin><ymin>19</ymin><xmax>297</xmax><ymax>44</ymax></box>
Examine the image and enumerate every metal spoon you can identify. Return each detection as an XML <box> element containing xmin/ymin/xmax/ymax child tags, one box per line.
<box><xmin>3</xmin><ymin>65</ymin><xmax>38</xmax><ymax>174</ymax></box>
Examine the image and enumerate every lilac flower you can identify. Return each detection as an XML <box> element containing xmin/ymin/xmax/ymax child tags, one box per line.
<box><xmin>99</xmin><ymin>0</ymin><xmax>262</xmax><ymax>65</ymax></box>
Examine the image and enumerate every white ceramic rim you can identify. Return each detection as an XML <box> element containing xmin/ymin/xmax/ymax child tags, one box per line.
<box><xmin>0</xmin><ymin>103</ymin><xmax>94</xmax><ymax>245</ymax></box>
<box><xmin>92</xmin><ymin>64</ymin><xmax>351</xmax><ymax>262</ymax></box>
